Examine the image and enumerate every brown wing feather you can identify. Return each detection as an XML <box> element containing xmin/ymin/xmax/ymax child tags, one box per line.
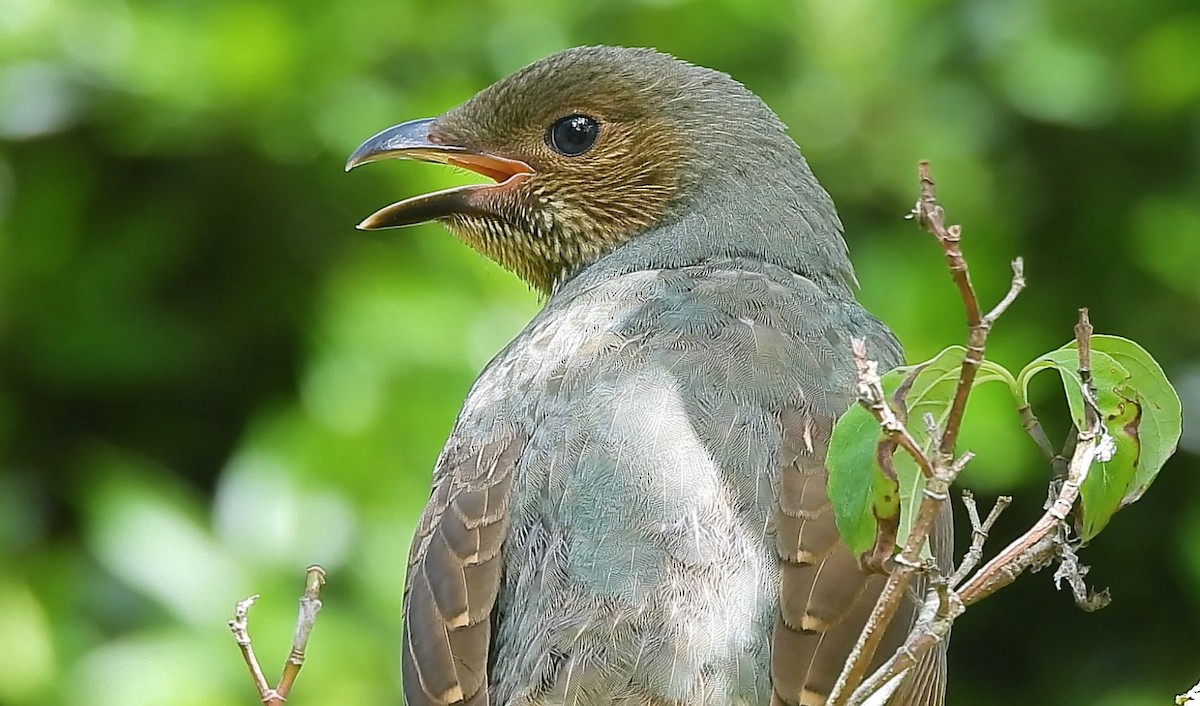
<box><xmin>402</xmin><ymin>434</ymin><xmax>525</xmax><ymax>706</ymax></box>
<box><xmin>887</xmin><ymin>498</ymin><xmax>955</xmax><ymax>706</ymax></box>
<box><xmin>771</xmin><ymin>408</ymin><xmax>949</xmax><ymax>706</ymax></box>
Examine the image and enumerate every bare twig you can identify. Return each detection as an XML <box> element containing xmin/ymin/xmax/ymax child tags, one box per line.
<box><xmin>957</xmin><ymin>309</ymin><xmax>1101</xmax><ymax>605</ymax></box>
<box><xmin>845</xmin><ymin>489</ymin><xmax>1006</xmax><ymax>706</ymax></box>
<box><xmin>909</xmin><ymin>162</ymin><xmax>1025</xmax><ymax>460</ymax></box>
<box><xmin>985</xmin><ymin>259</ymin><xmax>1026</xmax><ymax>325</ymax></box>
<box><xmin>827</xmin><ymin>387</ymin><xmax>974</xmax><ymax>700</ymax></box>
<box><xmin>1053</xmin><ymin>533</ymin><xmax>1111</xmax><ymax>611</ymax></box>
<box><xmin>830</xmin><ymin>166</ymin><xmax>1115</xmax><ymax>706</ymax></box>
<box><xmin>228</xmin><ymin>565</ymin><xmax>327</xmax><ymax>705</ymax></box>
<box><xmin>1075</xmin><ymin>309</ymin><xmax>1099</xmax><ymax>423</ymax></box>
<box><xmin>228</xmin><ymin>595</ymin><xmax>272</xmax><ymax>701</ymax></box>
<box><xmin>827</xmin><ymin>162</ymin><xmax>1024</xmax><ymax>706</ymax></box>
<box><xmin>1017</xmin><ymin>403</ymin><xmax>1063</xmax><ymax>469</ymax></box>
<box><xmin>845</xmin><ymin>579</ymin><xmax>963</xmax><ymax>706</ymax></box>
<box><xmin>274</xmin><ymin>566</ymin><xmax>327</xmax><ymax>699</ymax></box>
<box><xmin>1015</xmin><ymin>310</ymin><xmax>1082</xmax><ymax>477</ymax></box>
<box><xmin>829</xmin><ymin>344</ymin><xmax>970</xmax><ymax>703</ymax></box>
<box><xmin>852</xmin><ymin>343</ymin><xmax>936</xmax><ymax>482</ymax></box>
<box><xmin>949</xmin><ymin>491</ymin><xmax>1011</xmax><ymax>587</ymax></box>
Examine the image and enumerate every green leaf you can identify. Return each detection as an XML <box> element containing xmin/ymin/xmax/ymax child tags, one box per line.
<box><xmin>891</xmin><ymin>348</ymin><xmax>1015</xmax><ymax>550</ymax></box>
<box><xmin>898</xmin><ymin>347</ymin><xmax>1020</xmax><ymax>430</ymax></box>
<box><xmin>1017</xmin><ymin>335</ymin><xmax>1181</xmax><ymax>540</ymax></box>
<box><xmin>892</xmin><ymin>446</ymin><xmax>925</xmax><ymax>559</ymax></box>
<box><xmin>1018</xmin><ymin>347</ymin><xmax>1136</xmax><ymax>539</ymax></box>
<box><xmin>827</xmin><ymin>402</ymin><xmax>894</xmax><ymax>557</ymax></box>
<box><xmin>1018</xmin><ymin>349</ymin><xmax>1130</xmax><ymax>426</ymax></box>
<box><xmin>1072</xmin><ymin>335</ymin><xmax>1182</xmax><ymax>507</ymax></box>
<box><xmin>827</xmin><ymin>346</ymin><xmax>1018</xmax><ymax>559</ymax></box>
<box><xmin>1079</xmin><ymin>395</ymin><xmax>1140</xmax><ymax>539</ymax></box>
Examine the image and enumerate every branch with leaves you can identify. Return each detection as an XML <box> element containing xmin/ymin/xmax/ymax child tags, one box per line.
<box><xmin>228</xmin><ymin>565</ymin><xmax>327</xmax><ymax>705</ymax></box>
<box><xmin>824</xmin><ymin>162</ymin><xmax>1182</xmax><ymax>705</ymax></box>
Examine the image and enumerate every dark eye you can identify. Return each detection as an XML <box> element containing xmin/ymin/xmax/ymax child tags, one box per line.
<box><xmin>547</xmin><ymin>114</ymin><xmax>600</xmax><ymax>156</ymax></box>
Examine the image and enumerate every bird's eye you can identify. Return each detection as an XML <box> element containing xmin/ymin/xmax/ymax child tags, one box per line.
<box><xmin>547</xmin><ymin>114</ymin><xmax>600</xmax><ymax>156</ymax></box>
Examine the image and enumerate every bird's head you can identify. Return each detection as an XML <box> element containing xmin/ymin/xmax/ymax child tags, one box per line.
<box><xmin>347</xmin><ymin>46</ymin><xmax>852</xmax><ymax>293</ymax></box>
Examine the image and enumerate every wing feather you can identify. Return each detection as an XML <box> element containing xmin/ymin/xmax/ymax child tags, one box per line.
<box><xmin>402</xmin><ymin>434</ymin><xmax>525</xmax><ymax>706</ymax></box>
<box><xmin>771</xmin><ymin>407</ymin><xmax>949</xmax><ymax>706</ymax></box>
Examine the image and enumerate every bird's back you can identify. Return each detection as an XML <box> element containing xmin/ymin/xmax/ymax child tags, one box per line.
<box><xmin>418</xmin><ymin>257</ymin><xmax>911</xmax><ymax>705</ymax></box>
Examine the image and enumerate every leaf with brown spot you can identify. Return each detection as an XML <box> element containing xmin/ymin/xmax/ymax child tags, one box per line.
<box><xmin>828</xmin><ymin>346</ymin><xmax>1016</xmax><ymax>559</ymax></box>
<box><xmin>1019</xmin><ymin>336</ymin><xmax>1181</xmax><ymax>538</ymax></box>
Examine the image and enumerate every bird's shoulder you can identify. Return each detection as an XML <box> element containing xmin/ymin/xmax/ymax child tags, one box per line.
<box><xmin>476</xmin><ymin>259</ymin><xmax>899</xmax><ymax>417</ymax></box>
<box><xmin>430</xmin><ymin>258</ymin><xmax>901</xmax><ymax>521</ymax></box>
<box><xmin>419</xmin><ymin>257</ymin><xmax>900</xmax><ymax>559</ymax></box>
<box><xmin>427</xmin><ymin>258</ymin><xmax>900</xmax><ymax>531</ymax></box>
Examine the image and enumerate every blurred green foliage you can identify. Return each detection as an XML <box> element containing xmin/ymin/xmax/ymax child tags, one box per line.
<box><xmin>1</xmin><ymin>0</ymin><xmax>1198</xmax><ymax>704</ymax></box>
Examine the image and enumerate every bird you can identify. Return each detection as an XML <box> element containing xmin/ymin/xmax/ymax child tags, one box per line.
<box><xmin>345</xmin><ymin>46</ymin><xmax>951</xmax><ymax>706</ymax></box>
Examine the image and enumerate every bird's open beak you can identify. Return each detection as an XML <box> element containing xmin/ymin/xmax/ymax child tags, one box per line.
<box><xmin>345</xmin><ymin>118</ymin><xmax>534</xmax><ymax>230</ymax></box>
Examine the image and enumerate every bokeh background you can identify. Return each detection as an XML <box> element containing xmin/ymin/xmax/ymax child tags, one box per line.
<box><xmin>1</xmin><ymin>0</ymin><xmax>1198</xmax><ymax>704</ymax></box>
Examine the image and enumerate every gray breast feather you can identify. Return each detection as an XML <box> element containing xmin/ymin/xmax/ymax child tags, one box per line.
<box><xmin>445</xmin><ymin>261</ymin><xmax>899</xmax><ymax>706</ymax></box>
